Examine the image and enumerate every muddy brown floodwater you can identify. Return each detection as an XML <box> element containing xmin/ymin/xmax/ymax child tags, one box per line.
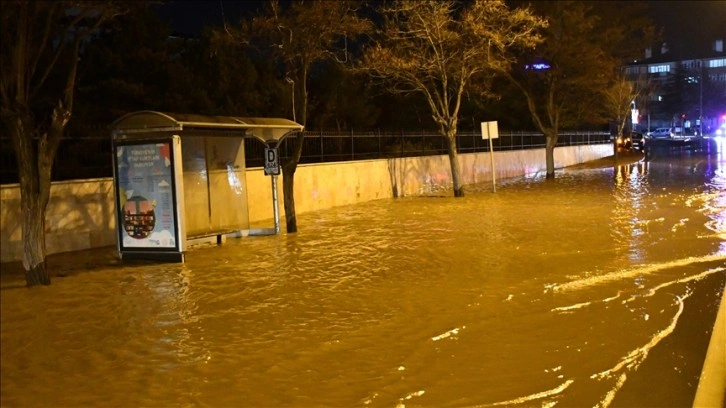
<box><xmin>2</xmin><ymin>145</ymin><xmax>725</xmax><ymax>407</ymax></box>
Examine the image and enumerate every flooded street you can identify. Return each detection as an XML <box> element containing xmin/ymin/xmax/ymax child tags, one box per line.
<box><xmin>2</xmin><ymin>148</ymin><xmax>725</xmax><ymax>407</ymax></box>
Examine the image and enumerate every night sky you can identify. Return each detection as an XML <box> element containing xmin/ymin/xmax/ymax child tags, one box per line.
<box><xmin>156</xmin><ymin>0</ymin><xmax>264</xmax><ymax>36</ymax></box>
<box><xmin>157</xmin><ymin>0</ymin><xmax>725</xmax><ymax>56</ymax></box>
<box><xmin>647</xmin><ymin>0</ymin><xmax>726</xmax><ymax>57</ymax></box>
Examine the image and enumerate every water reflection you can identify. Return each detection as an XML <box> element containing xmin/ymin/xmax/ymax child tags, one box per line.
<box><xmin>611</xmin><ymin>160</ymin><xmax>651</xmax><ymax>263</ymax></box>
<box><xmin>1</xmin><ymin>153</ymin><xmax>724</xmax><ymax>408</ymax></box>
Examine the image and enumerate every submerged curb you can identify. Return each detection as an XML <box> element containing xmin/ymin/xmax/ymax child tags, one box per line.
<box><xmin>693</xmin><ymin>281</ymin><xmax>726</xmax><ymax>408</ymax></box>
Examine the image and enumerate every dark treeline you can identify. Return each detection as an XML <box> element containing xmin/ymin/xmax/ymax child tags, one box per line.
<box><xmin>69</xmin><ymin>3</ymin><xmax>540</xmax><ymax>133</ymax></box>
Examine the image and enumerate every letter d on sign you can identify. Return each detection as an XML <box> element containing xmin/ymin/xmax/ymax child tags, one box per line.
<box><xmin>264</xmin><ymin>147</ymin><xmax>280</xmax><ymax>176</ymax></box>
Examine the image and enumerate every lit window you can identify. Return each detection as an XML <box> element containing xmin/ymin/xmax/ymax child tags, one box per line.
<box><xmin>648</xmin><ymin>64</ymin><xmax>670</xmax><ymax>73</ymax></box>
<box><xmin>709</xmin><ymin>58</ymin><xmax>726</xmax><ymax>68</ymax></box>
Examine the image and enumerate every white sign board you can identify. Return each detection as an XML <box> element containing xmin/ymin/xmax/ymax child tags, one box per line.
<box><xmin>481</xmin><ymin>121</ymin><xmax>499</xmax><ymax>139</ymax></box>
<box><xmin>264</xmin><ymin>147</ymin><xmax>280</xmax><ymax>175</ymax></box>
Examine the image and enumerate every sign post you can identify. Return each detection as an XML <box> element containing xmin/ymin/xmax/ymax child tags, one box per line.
<box><xmin>264</xmin><ymin>146</ymin><xmax>281</xmax><ymax>234</ymax></box>
<box><xmin>481</xmin><ymin>121</ymin><xmax>499</xmax><ymax>192</ymax></box>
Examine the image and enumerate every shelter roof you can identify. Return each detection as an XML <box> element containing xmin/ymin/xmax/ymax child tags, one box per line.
<box><xmin>111</xmin><ymin>111</ymin><xmax>304</xmax><ymax>144</ymax></box>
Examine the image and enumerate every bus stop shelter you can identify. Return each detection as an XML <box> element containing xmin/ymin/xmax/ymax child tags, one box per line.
<box><xmin>110</xmin><ymin>111</ymin><xmax>303</xmax><ymax>262</ymax></box>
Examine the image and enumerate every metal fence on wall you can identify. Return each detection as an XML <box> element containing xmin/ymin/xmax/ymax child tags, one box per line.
<box><xmin>252</xmin><ymin>129</ymin><xmax>611</xmax><ymax>168</ymax></box>
<box><xmin>0</xmin><ymin>129</ymin><xmax>611</xmax><ymax>184</ymax></box>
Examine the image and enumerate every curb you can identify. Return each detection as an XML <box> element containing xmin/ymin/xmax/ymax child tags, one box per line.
<box><xmin>693</xmin><ymin>281</ymin><xmax>726</xmax><ymax>407</ymax></box>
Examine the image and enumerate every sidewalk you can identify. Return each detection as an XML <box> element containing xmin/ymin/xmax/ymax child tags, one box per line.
<box><xmin>693</xmin><ymin>280</ymin><xmax>726</xmax><ymax>408</ymax></box>
<box><xmin>566</xmin><ymin>148</ymin><xmax>645</xmax><ymax>170</ymax></box>
<box><xmin>1</xmin><ymin>245</ymin><xmax>120</xmax><ymax>289</ymax></box>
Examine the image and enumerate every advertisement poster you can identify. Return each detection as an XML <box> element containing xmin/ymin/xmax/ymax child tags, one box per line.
<box><xmin>115</xmin><ymin>141</ymin><xmax>178</xmax><ymax>249</ymax></box>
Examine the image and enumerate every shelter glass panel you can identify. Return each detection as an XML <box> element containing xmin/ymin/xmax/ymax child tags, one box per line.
<box><xmin>181</xmin><ymin>136</ymin><xmax>212</xmax><ymax>237</ymax></box>
<box><xmin>206</xmin><ymin>137</ymin><xmax>250</xmax><ymax>231</ymax></box>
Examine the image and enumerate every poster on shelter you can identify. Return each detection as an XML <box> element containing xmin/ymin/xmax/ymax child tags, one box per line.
<box><xmin>115</xmin><ymin>141</ymin><xmax>178</xmax><ymax>249</ymax></box>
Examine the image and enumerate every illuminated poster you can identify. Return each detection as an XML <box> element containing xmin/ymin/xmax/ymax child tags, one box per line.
<box><xmin>115</xmin><ymin>140</ymin><xmax>179</xmax><ymax>250</ymax></box>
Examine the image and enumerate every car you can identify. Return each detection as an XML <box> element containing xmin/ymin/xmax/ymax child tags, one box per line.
<box><xmin>631</xmin><ymin>132</ymin><xmax>645</xmax><ymax>150</ymax></box>
<box><xmin>615</xmin><ymin>134</ymin><xmax>632</xmax><ymax>149</ymax></box>
<box><xmin>684</xmin><ymin>127</ymin><xmax>700</xmax><ymax>136</ymax></box>
<box><xmin>648</xmin><ymin>128</ymin><xmax>673</xmax><ymax>138</ymax></box>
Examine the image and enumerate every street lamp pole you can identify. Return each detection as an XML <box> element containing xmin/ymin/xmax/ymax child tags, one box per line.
<box><xmin>285</xmin><ymin>76</ymin><xmax>296</xmax><ymax>123</ymax></box>
<box><xmin>699</xmin><ymin>60</ymin><xmax>703</xmax><ymax>134</ymax></box>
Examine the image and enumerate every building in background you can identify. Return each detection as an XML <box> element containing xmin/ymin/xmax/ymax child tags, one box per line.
<box><xmin>624</xmin><ymin>38</ymin><xmax>726</xmax><ymax>135</ymax></box>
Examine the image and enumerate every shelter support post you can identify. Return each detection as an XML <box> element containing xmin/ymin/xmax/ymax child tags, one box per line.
<box><xmin>271</xmin><ymin>174</ymin><xmax>280</xmax><ymax>234</ymax></box>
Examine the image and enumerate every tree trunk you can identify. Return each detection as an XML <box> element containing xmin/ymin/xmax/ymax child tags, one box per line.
<box><xmin>445</xmin><ymin>134</ymin><xmax>464</xmax><ymax>197</ymax></box>
<box><xmin>282</xmin><ymin>130</ymin><xmax>306</xmax><ymax>233</ymax></box>
<box><xmin>6</xmin><ymin>103</ymin><xmax>68</xmax><ymax>286</ymax></box>
<box><xmin>545</xmin><ymin>132</ymin><xmax>558</xmax><ymax>179</ymax></box>
<box><xmin>280</xmin><ymin>64</ymin><xmax>309</xmax><ymax>234</ymax></box>
<box><xmin>21</xmin><ymin>196</ymin><xmax>50</xmax><ymax>286</ymax></box>
<box><xmin>8</xmin><ymin>115</ymin><xmax>52</xmax><ymax>286</ymax></box>
<box><xmin>282</xmin><ymin>161</ymin><xmax>298</xmax><ymax>233</ymax></box>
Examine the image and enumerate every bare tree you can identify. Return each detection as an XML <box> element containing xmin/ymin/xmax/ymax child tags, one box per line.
<box><xmin>0</xmin><ymin>1</ymin><xmax>124</xmax><ymax>286</ymax></box>
<box><xmin>358</xmin><ymin>0</ymin><xmax>545</xmax><ymax>196</ymax></box>
<box><xmin>504</xmin><ymin>1</ymin><xmax>656</xmax><ymax>178</ymax></box>
<box><xmin>226</xmin><ymin>0</ymin><xmax>370</xmax><ymax>232</ymax></box>
<box><xmin>604</xmin><ymin>73</ymin><xmax>649</xmax><ymax>154</ymax></box>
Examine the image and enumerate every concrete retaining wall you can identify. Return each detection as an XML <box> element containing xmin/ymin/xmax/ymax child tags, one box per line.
<box><xmin>1</xmin><ymin>144</ymin><xmax>611</xmax><ymax>263</ymax></box>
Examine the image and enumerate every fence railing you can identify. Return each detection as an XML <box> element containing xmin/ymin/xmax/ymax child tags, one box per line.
<box><xmin>0</xmin><ymin>129</ymin><xmax>611</xmax><ymax>184</ymax></box>
<box><xmin>248</xmin><ymin>129</ymin><xmax>610</xmax><ymax>167</ymax></box>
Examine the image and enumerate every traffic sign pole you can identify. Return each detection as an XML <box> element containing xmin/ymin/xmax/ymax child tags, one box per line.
<box><xmin>481</xmin><ymin>121</ymin><xmax>499</xmax><ymax>193</ymax></box>
<box><xmin>488</xmin><ymin>135</ymin><xmax>496</xmax><ymax>192</ymax></box>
